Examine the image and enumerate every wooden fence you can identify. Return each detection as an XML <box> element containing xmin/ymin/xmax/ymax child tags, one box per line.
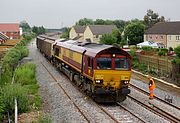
<box><xmin>136</xmin><ymin>54</ymin><xmax>173</xmax><ymax>76</ymax></box>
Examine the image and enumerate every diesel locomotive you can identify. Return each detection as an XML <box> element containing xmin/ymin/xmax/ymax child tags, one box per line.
<box><xmin>36</xmin><ymin>35</ymin><xmax>132</xmax><ymax>102</ymax></box>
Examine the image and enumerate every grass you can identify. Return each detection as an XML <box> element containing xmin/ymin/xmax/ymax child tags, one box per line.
<box><xmin>0</xmin><ymin>34</ymin><xmax>32</xmax><ymax>85</ymax></box>
<box><xmin>0</xmin><ymin>83</ymin><xmax>29</xmax><ymax>115</ymax></box>
<box><xmin>0</xmin><ymin>34</ymin><xmax>42</xmax><ymax>121</ymax></box>
<box><xmin>14</xmin><ymin>63</ymin><xmax>42</xmax><ymax>110</ymax></box>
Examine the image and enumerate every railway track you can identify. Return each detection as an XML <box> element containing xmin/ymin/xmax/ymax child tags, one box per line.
<box><xmin>41</xmin><ymin>61</ymin><xmax>147</xmax><ymax>123</ymax></box>
<box><xmin>41</xmin><ymin>62</ymin><xmax>90</xmax><ymax>123</ymax></box>
<box><xmin>41</xmin><ymin>58</ymin><xmax>180</xmax><ymax>123</ymax></box>
<box><xmin>127</xmin><ymin>95</ymin><xmax>180</xmax><ymax>123</ymax></box>
<box><xmin>130</xmin><ymin>83</ymin><xmax>180</xmax><ymax>111</ymax></box>
<box><xmin>116</xmin><ymin>102</ymin><xmax>146</xmax><ymax>123</ymax></box>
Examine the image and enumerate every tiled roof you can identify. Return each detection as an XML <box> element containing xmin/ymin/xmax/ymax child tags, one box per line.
<box><xmin>145</xmin><ymin>21</ymin><xmax>180</xmax><ymax>35</ymax></box>
<box><xmin>88</xmin><ymin>25</ymin><xmax>117</xmax><ymax>35</ymax></box>
<box><xmin>73</xmin><ymin>26</ymin><xmax>86</xmax><ymax>33</ymax></box>
<box><xmin>0</xmin><ymin>23</ymin><xmax>20</xmax><ymax>32</ymax></box>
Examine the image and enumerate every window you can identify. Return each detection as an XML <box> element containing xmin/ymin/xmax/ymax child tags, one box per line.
<box><xmin>169</xmin><ymin>36</ymin><xmax>171</xmax><ymax>40</ymax></box>
<box><xmin>96</xmin><ymin>58</ymin><xmax>112</xmax><ymax>70</ymax></box>
<box><xmin>115</xmin><ymin>58</ymin><xmax>129</xmax><ymax>70</ymax></box>
<box><xmin>176</xmin><ymin>36</ymin><xmax>180</xmax><ymax>40</ymax></box>
<box><xmin>91</xmin><ymin>58</ymin><xmax>94</xmax><ymax>68</ymax></box>
<box><xmin>55</xmin><ymin>48</ymin><xmax>59</xmax><ymax>56</ymax></box>
<box><xmin>161</xmin><ymin>36</ymin><xmax>163</xmax><ymax>39</ymax></box>
<box><xmin>88</xmin><ymin>57</ymin><xmax>91</xmax><ymax>67</ymax></box>
<box><xmin>149</xmin><ymin>36</ymin><xmax>152</xmax><ymax>39</ymax></box>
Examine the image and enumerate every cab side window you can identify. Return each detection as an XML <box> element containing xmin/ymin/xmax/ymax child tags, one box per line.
<box><xmin>55</xmin><ymin>48</ymin><xmax>59</xmax><ymax>56</ymax></box>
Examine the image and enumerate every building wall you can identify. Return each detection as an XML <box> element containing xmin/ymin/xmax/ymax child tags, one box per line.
<box><xmin>144</xmin><ymin>34</ymin><xmax>167</xmax><ymax>47</ymax></box>
<box><xmin>69</xmin><ymin>27</ymin><xmax>77</xmax><ymax>39</ymax></box>
<box><xmin>83</xmin><ymin>26</ymin><xmax>94</xmax><ymax>42</ymax></box>
<box><xmin>2</xmin><ymin>31</ymin><xmax>20</xmax><ymax>39</ymax></box>
<box><xmin>167</xmin><ymin>35</ymin><xmax>180</xmax><ymax>49</ymax></box>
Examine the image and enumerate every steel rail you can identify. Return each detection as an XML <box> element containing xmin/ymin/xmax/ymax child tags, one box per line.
<box><xmin>130</xmin><ymin>83</ymin><xmax>180</xmax><ymax>111</ymax></box>
<box><xmin>116</xmin><ymin>102</ymin><xmax>146</xmax><ymax>123</ymax></box>
<box><xmin>41</xmin><ymin>62</ymin><xmax>91</xmax><ymax>123</ymax></box>
<box><xmin>128</xmin><ymin>95</ymin><xmax>180</xmax><ymax>123</ymax></box>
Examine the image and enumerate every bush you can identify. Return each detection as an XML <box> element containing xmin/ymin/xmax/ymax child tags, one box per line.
<box><xmin>15</xmin><ymin>63</ymin><xmax>36</xmax><ymax>85</ymax></box>
<box><xmin>169</xmin><ymin>47</ymin><xmax>173</xmax><ymax>52</ymax></box>
<box><xmin>138</xmin><ymin>63</ymin><xmax>147</xmax><ymax>72</ymax></box>
<box><xmin>158</xmin><ymin>51</ymin><xmax>165</xmax><ymax>56</ymax></box>
<box><xmin>142</xmin><ymin>46</ymin><xmax>152</xmax><ymax>51</ymax></box>
<box><xmin>1</xmin><ymin>84</ymin><xmax>29</xmax><ymax>114</ymax></box>
<box><xmin>0</xmin><ymin>96</ymin><xmax>5</xmax><ymax>120</ymax></box>
<box><xmin>172</xmin><ymin>58</ymin><xmax>180</xmax><ymax>64</ymax></box>
<box><xmin>0</xmin><ymin>46</ymin><xmax>29</xmax><ymax>84</ymax></box>
<box><xmin>174</xmin><ymin>45</ymin><xmax>180</xmax><ymax>58</ymax></box>
<box><xmin>160</xmin><ymin>48</ymin><xmax>168</xmax><ymax>53</ymax></box>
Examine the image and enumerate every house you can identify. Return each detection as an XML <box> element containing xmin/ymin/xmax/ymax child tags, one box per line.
<box><xmin>83</xmin><ymin>25</ymin><xmax>117</xmax><ymax>43</ymax></box>
<box><xmin>144</xmin><ymin>21</ymin><xmax>180</xmax><ymax>49</ymax></box>
<box><xmin>69</xmin><ymin>26</ymin><xmax>86</xmax><ymax>40</ymax></box>
<box><xmin>0</xmin><ymin>32</ymin><xmax>9</xmax><ymax>44</ymax></box>
<box><xmin>0</xmin><ymin>23</ymin><xmax>20</xmax><ymax>40</ymax></box>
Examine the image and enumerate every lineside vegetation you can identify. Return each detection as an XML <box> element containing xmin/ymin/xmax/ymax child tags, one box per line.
<box><xmin>0</xmin><ymin>34</ymin><xmax>49</xmax><ymax>122</ymax></box>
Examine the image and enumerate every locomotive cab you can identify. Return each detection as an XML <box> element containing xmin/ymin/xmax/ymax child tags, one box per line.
<box><xmin>91</xmin><ymin>48</ymin><xmax>131</xmax><ymax>102</ymax></box>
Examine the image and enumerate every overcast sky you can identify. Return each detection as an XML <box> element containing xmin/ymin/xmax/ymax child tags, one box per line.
<box><xmin>0</xmin><ymin>0</ymin><xmax>179</xmax><ymax>28</ymax></box>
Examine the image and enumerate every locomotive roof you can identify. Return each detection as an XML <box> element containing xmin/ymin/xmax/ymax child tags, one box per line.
<box><xmin>55</xmin><ymin>40</ymin><xmax>131</xmax><ymax>58</ymax></box>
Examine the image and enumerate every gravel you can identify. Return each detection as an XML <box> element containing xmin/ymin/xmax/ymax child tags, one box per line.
<box><xmin>27</xmin><ymin>39</ymin><xmax>178</xmax><ymax>123</ymax></box>
<box><xmin>131</xmin><ymin>78</ymin><xmax>180</xmax><ymax>107</ymax></box>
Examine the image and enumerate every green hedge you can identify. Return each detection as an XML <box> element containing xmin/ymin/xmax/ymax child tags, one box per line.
<box><xmin>0</xmin><ymin>34</ymin><xmax>32</xmax><ymax>85</ymax></box>
<box><xmin>0</xmin><ymin>84</ymin><xmax>29</xmax><ymax>115</ymax></box>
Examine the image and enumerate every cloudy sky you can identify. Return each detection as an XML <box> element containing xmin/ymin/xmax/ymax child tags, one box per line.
<box><xmin>0</xmin><ymin>0</ymin><xmax>179</xmax><ymax>28</ymax></box>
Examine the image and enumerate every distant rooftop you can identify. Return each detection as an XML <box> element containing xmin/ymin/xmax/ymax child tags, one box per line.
<box><xmin>88</xmin><ymin>25</ymin><xmax>117</xmax><ymax>35</ymax></box>
<box><xmin>0</xmin><ymin>23</ymin><xmax>20</xmax><ymax>32</ymax></box>
<box><xmin>73</xmin><ymin>26</ymin><xmax>86</xmax><ymax>33</ymax></box>
<box><xmin>145</xmin><ymin>21</ymin><xmax>180</xmax><ymax>35</ymax></box>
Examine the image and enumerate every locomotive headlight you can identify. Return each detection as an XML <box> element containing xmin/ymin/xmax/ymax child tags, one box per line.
<box><xmin>121</xmin><ymin>80</ymin><xmax>129</xmax><ymax>84</ymax></box>
<box><xmin>124</xmin><ymin>81</ymin><xmax>129</xmax><ymax>84</ymax></box>
<box><xmin>95</xmin><ymin>80</ymin><xmax>103</xmax><ymax>84</ymax></box>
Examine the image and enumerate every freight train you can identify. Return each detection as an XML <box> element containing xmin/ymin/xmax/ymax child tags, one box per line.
<box><xmin>36</xmin><ymin>35</ymin><xmax>132</xmax><ymax>102</ymax></box>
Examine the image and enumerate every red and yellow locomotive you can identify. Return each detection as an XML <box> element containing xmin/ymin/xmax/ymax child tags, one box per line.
<box><xmin>37</xmin><ymin>36</ymin><xmax>131</xmax><ymax>102</ymax></box>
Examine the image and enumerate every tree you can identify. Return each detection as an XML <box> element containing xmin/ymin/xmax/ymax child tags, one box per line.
<box><xmin>174</xmin><ymin>45</ymin><xmax>180</xmax><ymax>58</ymax></box>
<box><xmin>20</xmin><ymin>20</ymin><xmax>31</xmax><ymax>33</ymax></box>
<box><xmin>113</xmin><ymin>20</ymin><xmax>129</xmax><ymax>32</ymax></box>
<box><xmin>112</xmin><ymin>29</ymin><xmax>121</xmax><ymax>44</ymax></box>
<box><xmin>32</xmin><ymin>26</ymin><xmax>46</xmax><ymax>35</ymax></box>
<box><xmin>94</xmin><ymin>19</ymin><xmax>106</xmax><ymax>25</ymax></box>
<box><xmin>76</xmin><ymin>18</ymin><xmax>94</xmax><ymax>26</ymax></box>
<box><xmin>60</xmin><ymin>27</ymin><xmax>70</xmax><ymax>39</ymax></box>
<box><xmin>124</xmin><ymin>21</ymin><xmax>145</xmax><ymax>45</ymax></box>
<box><xmin>144</xmin><ymin>9</ymin><xmax>165</xmax><ymax>29</ymax></box>
<box><xmin>100</xmin><ymin>34</ymin><xmax>117</xmax><ymax>45</ymax></box>
<box><xmin>32</xmin><ymin>26</ymin><xmax>38</xmax><ymax>34</ymax></box>
<box><xmin>100</xmin><ymin>29</ymin><xmax>121</xmax><ymax>45</ymax></box>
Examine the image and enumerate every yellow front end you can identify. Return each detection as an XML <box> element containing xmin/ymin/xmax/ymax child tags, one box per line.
<box><xmin>93</xmin><ymin>70</ymin><xmax>131</xmax><ymax>90</ymax></box>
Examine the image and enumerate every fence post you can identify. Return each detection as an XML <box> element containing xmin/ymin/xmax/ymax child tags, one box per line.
<box><xmin>15</xmin><ymin>99</ymin><xmax>18</xmax><ymax>123</ymax></box>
